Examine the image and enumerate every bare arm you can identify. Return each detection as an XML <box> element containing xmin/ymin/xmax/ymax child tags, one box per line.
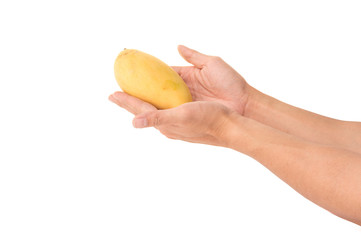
<box><xmin>168</xmin><ymin>45</ymin><xmax>361</xmax><ymax>154</ymax></box>
<box><xmin>243</xmin><ymin>86</ymin><xmax>361</xmax><ymax>154</ymax></box>
<box><xmin>224</xmin><ymin>112</ymin><xmax>361</xmax><ymax>225</ymax></box>
<box><xmin>110</xmin><ymin>93</ymin><xmax>361</xmax><ymax>225</ymax></box>
<box><xmin>109</xmin><ymin>45</ymin><xmax>361</xmax><ymax>226</ymax></box>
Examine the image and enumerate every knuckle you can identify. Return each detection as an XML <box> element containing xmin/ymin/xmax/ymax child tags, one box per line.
<box><xmin>189</xmin><ymin>50</ymin><xmax>196</xmax><ymax>59</ymax></box>
<box><xmin>213</xmin><ymin>56</ymin><xmax>223</xmax><ymax>62</ymax></box>
<box><xmin>153</xmin><ymin>114</ymin><xmax>161</xmax><ymax>127</ymax></box>
<box><xmin>207</xmin><ymin>56</ymin><xmax>223</xmax><ymax>65</ymax></box>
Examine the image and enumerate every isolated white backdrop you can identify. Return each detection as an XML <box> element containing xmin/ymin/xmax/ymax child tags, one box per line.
<box><xmin>0</xmin><ymin>0</ymin><xmax>361</xmax><ymax>239</ymax></box>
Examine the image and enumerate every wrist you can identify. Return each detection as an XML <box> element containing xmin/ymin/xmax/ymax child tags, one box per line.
<box><xmin>218</xmin><ymin>111</ymin><xmax>248</xmax><ymax>150</ymax></box>
<box><xmin>218</xmin><ymin>111</ymin><xmax>269</xmax><ymax>157</ymax></box>
<box><xmin>243</xmin><ymin>85</ymin><xmax>271</xmax><ymax>120</ymax></box>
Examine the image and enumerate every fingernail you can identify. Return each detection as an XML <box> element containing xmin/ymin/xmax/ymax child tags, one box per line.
<box><xmin>108</xmin><ymin>95</ymin><xmax>116</xmax><ymax>102</ymax></box>
<box><xmin>178</xmin><ymin>45</ymin><xmax>188</xmax><ymax>51</ymax></box>
<box><xmin>179</xmin><ymin>45</ymin><xmax>193</xmax><ymax>57</ymax></box>
<box><xmin>133</xmin><ymin>117</ymin><xmax>148</xmax><ymax>128</ymax></box>
<box><xmin>113</xmin><ymin>92</ymin><xmax>122</xmax><ymax>99</ymax></box>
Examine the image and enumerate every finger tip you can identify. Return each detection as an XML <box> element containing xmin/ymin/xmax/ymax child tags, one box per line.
<box><xmin>131</xmin><ymin>118</ymin><xmax>136</xmax><ymax>128</ymax></box>
<box><xmin>178</xmin><ymin>45</ymin><xmax>194</xmax><ymax>59</ymax></box>
<box><xmin>113</xmin><ymin>91</ymin><xmax>124</xmax><ymax>97</ymax></box>
<box><xmin>178</xmin><ymin>44</ymin><xmax>189</xmax><ymax>53</ymax></box>
<box><xmin>132</xmin><ymin>117</ymin><xmax>148</xmax><ymax>128</ymax></box>
<box><xmin>108</xmin><ymin>94</ymin><xmax>115</xmax><ymax>102</ymax></box>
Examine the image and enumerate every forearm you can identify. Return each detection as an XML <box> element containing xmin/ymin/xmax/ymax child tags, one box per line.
<box><xmin>244</xmin><ymin>86</ymin><xmax>361</xmax><ymax>154</ymax></box>
<box><xmin>224</xmin><ymin>113</ymin><xmax>361</xmax><ymax>225</ymax></box>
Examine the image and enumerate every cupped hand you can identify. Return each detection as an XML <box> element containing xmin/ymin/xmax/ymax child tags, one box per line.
<box><xmin>172</xmin><ymin>45</ymin><xmax>250</xmax><ymax>115</ymax></box>
<box><xmin>109</xmin><ymin>92</ymin><xmax>233</xmax><ymax>146</ymax></box>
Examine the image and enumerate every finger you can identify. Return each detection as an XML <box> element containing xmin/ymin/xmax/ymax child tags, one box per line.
<box><xmin>177</xmin><ymin>45</ymin><xmax>211</xmax><ymax>69</ymax></box>
<box><xmin>170</xmin><ymin>66</ymin><xmax>194</xmax><ymax>85</ymax></box>
<box><xmin>109</xmin><ymin>91</ymin><xmax>156</xmax><ymax>115</ymax></box>
<box><xmin>132</xmin><ymin>108</ymin><xmax>176</xmax><ymax>128</ymax></box>
<box><xmin>171</xmin><ymin>66</ymin><xmax>184</xmax><ymax>75</ymax></box>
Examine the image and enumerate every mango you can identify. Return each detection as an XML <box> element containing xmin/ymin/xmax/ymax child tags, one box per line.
<box><xmin>114</xmin><ymin>49</ymin><xmax>192</xmax><ymax>109</ymax></box>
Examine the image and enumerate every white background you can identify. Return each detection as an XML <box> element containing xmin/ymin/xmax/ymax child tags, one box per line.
<box><xmin>1</xmin><ymin>0</ymin><xmax>361</xmax><ymax>239</ymax></box>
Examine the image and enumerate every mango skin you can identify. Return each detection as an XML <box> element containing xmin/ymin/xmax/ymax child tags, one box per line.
<box><xmin>114</xmin><ymin>49</ymin><xmax>192</xmax><ymax>109</ymax></box>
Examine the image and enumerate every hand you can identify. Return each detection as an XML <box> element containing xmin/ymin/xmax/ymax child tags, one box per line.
<box><xmin>172</xmin><ymin>45</ymin><xmax>250</xmax><ymax>115</ymax></box>
<box><xmin>109</xmin><ymin>92</ymin><xmax>233</xmax><ymax>146</ymax></box>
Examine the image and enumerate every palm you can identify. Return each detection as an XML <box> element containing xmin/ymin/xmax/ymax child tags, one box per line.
<box><xmin>173</xmin><ymin>57</ymin><xmax>248</xmax><ymax>114</ymax></box>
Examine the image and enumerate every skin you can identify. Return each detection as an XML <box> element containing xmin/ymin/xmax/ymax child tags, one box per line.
<box><xmin>109</xmin><ymin>45</ymin><xmax>361</xmax><ymax>226</ymax></box>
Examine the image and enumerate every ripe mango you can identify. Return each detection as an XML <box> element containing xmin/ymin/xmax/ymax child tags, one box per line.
<box><xmin>114</xmin><ymin>49</ymin><xmax>192</xmax><ymax>109</ymax></box>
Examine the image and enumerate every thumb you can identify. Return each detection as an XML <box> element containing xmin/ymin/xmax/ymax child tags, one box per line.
<box><xmin>178</xmin><ymin>45</ymin><xmax>211</xmax><ymax>69</ymax></box>
<box><xmin>132</xmin><ymin>110</ymin><xmax>172</xmax><ymax>128</ymax></box>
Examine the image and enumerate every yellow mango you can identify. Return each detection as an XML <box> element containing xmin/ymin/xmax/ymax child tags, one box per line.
<box><xmin>114</xmin><ymin>49</ymin><xmax>192</xmax><ymax>109</ymax></box>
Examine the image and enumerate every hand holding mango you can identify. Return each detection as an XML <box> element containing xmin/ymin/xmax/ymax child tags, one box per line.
<box><xmin>114</xmin><ymin>48</ymin><xmax>192</xmax><ymax>109</ymax></box>
<box><xmin>109</xmin><ymin>45</ymin><xmax>250</xmax><ymax>146</ymax></box>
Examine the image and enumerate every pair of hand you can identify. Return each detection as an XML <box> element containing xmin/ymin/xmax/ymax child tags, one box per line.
<box><xmin>109</xmin><ymin>45</ymin><xmax>250</xmax><ymax>147</ymax></box>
